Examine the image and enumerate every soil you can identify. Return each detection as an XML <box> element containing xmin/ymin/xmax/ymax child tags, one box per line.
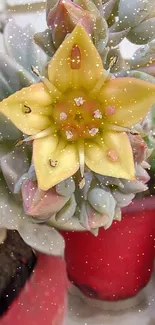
<box><xmin>0</xmin><ymin>230</ymin><xmax>36</xmax><ymax>317</ymax></box>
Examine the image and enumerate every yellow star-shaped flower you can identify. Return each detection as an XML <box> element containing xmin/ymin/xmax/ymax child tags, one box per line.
<box><xmin>1</xmin><ymin>25</ymin><xmax>155</xmax><ymax>190</ymax></box>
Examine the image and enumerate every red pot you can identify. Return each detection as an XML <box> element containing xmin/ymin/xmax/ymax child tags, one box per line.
<box><xmin>1</xmin><ymin>254</ymin><xmax>68</xmax><ymax>325</ymax></box>
<box><xmin>62</xmin><ymin>197</ymin><xmax>155</xmax><ymax>302</ymax></box>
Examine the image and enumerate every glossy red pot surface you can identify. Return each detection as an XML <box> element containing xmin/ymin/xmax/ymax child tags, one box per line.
<box><xmin>1</xmin><ymin>254</ymin><xmax>68</xmax><ymax>325</ymax></box>
<box><xmin>62</xmin><ymin>197</ymin><xmax>155</xmax><ymax>301</ymax></box>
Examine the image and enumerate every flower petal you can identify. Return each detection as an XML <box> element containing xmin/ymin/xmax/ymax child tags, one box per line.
<box><xmin>48</xmin><ymin>24</ymin><xmax>103</xmax><ymax>92</ymax></box>
<box><xmin>33</xmin><ymin>134</ymin><xmax>79</xmax><ymax>190</ymax></box>
<box><xmin>0</xmin><ymin>83</ymin><xmax>53</xmax><ymax>135</ymax></box>
<box><xmin>99</xmin><ymin>77</ymin><xmax>155</xmax><ymax>127</ymax></box>
<box><xmin>85</xmin><ymin>131</ymin><xmax>135</xmax><ymax>180</ymax></box>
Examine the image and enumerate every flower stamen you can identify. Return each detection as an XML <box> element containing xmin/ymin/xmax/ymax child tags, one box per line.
<box><xmin>74</xmin><ymin>97</ymin><xmax>85</xmax><ymax>106</ymax></box>
<box><xmin>93</xmin><ymin>109</ymin><xmax>102</xmax><ymax>119</ymax></box>
<box><xmin>89</xmin><ymin>128</ymin><xmax>99</xmax><ymax>136</ymax></box>
<box><xmin>66</xmin><ymin>130</ymin><xmax>73</xmax><ymax>139</ymax></box>
<box><xmin>60</xmin><ymin>112</ymin><xmax>67</xmax><ymax>120</ymax></box>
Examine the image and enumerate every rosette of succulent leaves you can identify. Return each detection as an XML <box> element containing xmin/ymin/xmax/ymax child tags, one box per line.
<box><xmin>0</xmin><ymin>0</ymin><xmax>154</xmax><ymax>251</ymax></box>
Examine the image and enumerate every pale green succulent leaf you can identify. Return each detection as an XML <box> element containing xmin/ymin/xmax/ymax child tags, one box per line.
<box><xmin>103</xmin><ymin>0</ymin><xmax>118</xmax><ymax>20</ymax></box>
<box><xmin>18</xmin><ymin>217</ymin><xmax>65</xmax><ymax>256</ymax></box>
<box><xmin>55</xmin><ymin>194</ymin><xmax>77</xmax><ymax>224</ymax></box>
<box><xmin>56</xmin><ymin>177</ymin><xmax>75</xmax><ymax>197</ymax></box>
<box><xmin>0</xmin><ymin>74</ymin><xmax>12</xmax><ymax>99</ymax></box>
<box><xmin>0</xmin><ymin>179</ymin><xmax>22</xmax><ymax>230</ymax></box>
<box><xmin>82</xmin><ymin>171</ymin><xmax>93</xmax><ymax>200</ymax></box>
<box><xmin>100</xmin><ymin>46</ymin><xmax>110</xmax><ymax>64</ymax></box>
<box><xmin>118</xmin><ymin>0</ymin><xmax>154</xmax><ymax>29</ymax></box>
<box><xmin>91</xmin><ymin>0</ymin><xmax>104</xmax><ymax>15</ymax></box>
<box><xmin>120</xmin><ymin>180</ymin><xmax>148</xmax><ymax>194</ymax></box>
<box><xmin>95</xmin><ymin>173</ymin><xmax>124</xmax><ymax>188</ymax></box>
<box><xmin>93</xmin><ymin>16</ymin><xmax>109</xmax><ymax>53</ymax></box>
<box><xmin>130</xmin><ymin>40</ymin><xmax>155</xmax><ymax>69</ymax></box>
<box><xmin>85</xmin><ymin>201</ymin><xmax>111</xmax><ymax>229</ymax></box>
<box><xmin>108</xmin><ymin>28</ymin><xmax>130</xmax><ymax>47</ymax></box>
<box><xmin>115</xmin><ymin>70</ymin><xmax>155</xmax><ymax>84</ymax></box>
<box><xmin>0</xmin><ymin>179</ymin><xmax>65</xmax><ymax>255</ymax></box>
<box><xmin>48</xmin><ymin>212</ymin><xmax>85</xmax><ymax>231</ymax></box>
<box><xmin>88</xmin><ymin>187</ymin><xmax>116</xmax><ymax>216</ymax></box>
<box><xmin>127</xmin><ymin>18</ymin><xmax>155</xmax><ymax>45</ymax></box>
<box><xmin>79</xmin><ymin>201</ymin><xmax>90</xmax><ymax>229</ymax></box>
<box><xmin>34</xmin><ymin>29</ymin><xmax>56</xmax><ymax>57</ymax></box>
<box><xmin>0</xmin><ymin>148</ymin><xmax>29</xmax><ymax>193</ymax></box>
<box><xmin>4</xmin><ymin>20</ymin><xmax>47</xmax><ymax>74</ymax></box>
<box><xmin>112</xmin><ymin>190</ymin><xmax>135</xmax><ymax>207</ymax></box>
<box><xmin>0</xmin><ymin>52</ymin><xmax>35</xmax><ymax>99</ymax></box>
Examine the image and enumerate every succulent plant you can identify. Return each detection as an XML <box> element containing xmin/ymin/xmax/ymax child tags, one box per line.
<box><xmin>0</xmin><ymin>0</ymin><xmax>154</xmax><ymax>254</ymax></box>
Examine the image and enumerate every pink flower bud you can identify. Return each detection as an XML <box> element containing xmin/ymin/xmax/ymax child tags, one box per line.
<box><xmin>22</xmin><ymin>179</ymin><xmax>70</xmax><ymax>219</ymax></box>
<box><xmin>47</xmin><ymin>0</ymin><xmax>96</xmax><ymax>48</ymax></box>
<box><xmin>129</xmin><ymin>134</ymin><xmax>147</xmax><ymax>164</ymax></box>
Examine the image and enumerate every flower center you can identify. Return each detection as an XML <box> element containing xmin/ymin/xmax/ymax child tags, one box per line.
<box><xmin>53</xmin><ymin>90</ymin><xmax>104</xmax><ymax>141</ymax></box>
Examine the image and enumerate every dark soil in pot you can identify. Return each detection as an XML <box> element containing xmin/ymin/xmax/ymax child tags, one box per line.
<box><xmin>0</xmin><ymin>230</ymin><xmax>36</xmax><ymax>317</ymax></box>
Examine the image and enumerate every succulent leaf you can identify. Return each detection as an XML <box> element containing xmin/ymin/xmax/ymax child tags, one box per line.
<box><xmin>118</xmin><ymin>0</ymin><xmax>154</xmax><ymax>29</ymax></box>
<box><xmin>127</xmin><ymin>18</ymin><xmax>155</xmax><ymax>45</ymax></box>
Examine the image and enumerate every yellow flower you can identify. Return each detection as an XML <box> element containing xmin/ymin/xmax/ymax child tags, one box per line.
<box><xmin>1</xmin><ymin>25</ymin><xmax>155</xmax><ymax>191</ymax></box>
